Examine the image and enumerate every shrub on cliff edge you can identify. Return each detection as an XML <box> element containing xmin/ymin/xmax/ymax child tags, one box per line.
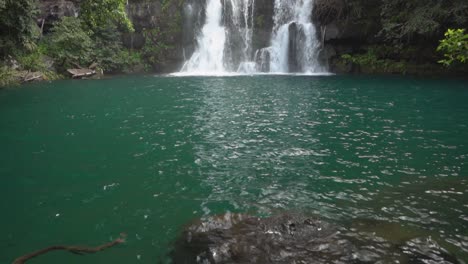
<box><xmin>437</xmin><ymin>28</ymin><xmax>468</xmax><ymax>66</ymax></box>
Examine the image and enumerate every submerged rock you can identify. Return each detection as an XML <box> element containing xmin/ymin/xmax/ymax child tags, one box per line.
<box><xmin>171</xmin><ymin>212</ymin><xmax>463</xmax><ymax>264</ymax></box>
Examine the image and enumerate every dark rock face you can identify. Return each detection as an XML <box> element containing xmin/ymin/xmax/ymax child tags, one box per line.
<box><xmin>288</xmin><ymin>23</ymin><xmax>299</xmax><ymax>72</ymax></box>
<box><xmin>311</xmin><ymin>0</ymin><xmax>385</xmax><ymax>74</ymax></box>
<box><xmin>124</xmin><ymin>0</ymin><xmax>185</xmax><ymax>72</ymax></box>
<box><xmin>171</xmin><ymin>213</ymin><xmax>463</xmax><ymax>264</ymax></box>
<box><xmin>251</xmin><ymin>0</ymin><xmax>274</xmax><ymax>53</ymax></box>
<box><xmin>182</xmin><ymin>0</ymin><xmax>206</xmax><ymax>62</ymax></box>
<box><xmin>287</xmin><ymin>22</ymin><xmax>307</xmax><ymax>73</ymax></box>
<box><xmin>38</xmin><ymin>0</ymin><xmax>81</xmax><ymax>33</ymax></box>
<box><xmin>126</xmin><ymin>1</ymin><xmax>162</xmax><ymax>30</ymax></box>
<box><xmin>124</xmin><ymin>0</ymin><xmax>179</xmax><ymax>70</ymax></box>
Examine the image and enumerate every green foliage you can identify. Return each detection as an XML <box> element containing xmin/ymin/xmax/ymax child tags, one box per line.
<box><xmin>378</xmin><ymin>0</ymin><xmax>468</xmax><ymax>45</ymax></box>
<box><xmin>16</xmin><ymin>53</ymin><xmax>45</xmax><ymax>72</ymax></box>
<box><xmin>47</xmin><ymin>17</ymin><xmax>94</xmax><ymax>70</ymax></box>
<box><xmin>74</xmin><ymin>0</ymin><xmax>142</xmax><ymax>73</ymax></box>
<box><xmin>46</xmin><ymin>15</ymin><xmax>143</xmax><ymax>74</ymax></box>
<box><xmin>162</xmin><ymin>0</ymin><xmax>184</xmax><ymax>12</ymax></box>
<box><xmin>437</xmin><ymin>28</ymin><xmax>468</xmax><ymax>66</ymax></box>
<box><xmin>116</xmin><ymin>50</ymin><xmax>144</xmax><ymax>73</ymax></box>
<box><xmin>162</xmin><ymin>0</ymin><xmax>172</xmax><ymax>12</ymax></box>
<box><xmin>14</xmin><ymin>44</ymin><xmax>62</xmax><ymax>80</ymax></box>
<box><xmin>80</xmin><ymin>0</ymin><xmax>134</xmax><ymax>33</ymax></box>
<box><xmin>15</xmin><ymin>44</ymin><xmax>48</xmax><ymax>72</ymax></box>
<box><xmin>0</xmin><ymin>65</ymin><xmax>19</xmax><ymax>87</ymax></box>
<box><xmin>88</xmin><ymin>22</ymin><xmax>144</xmax><ymax>73</ymax></box>
<box><xmin>91</xmin><ymin>23</ymin><xmax>126</xmax><ymax>72</ymax></box>
<box><xmin>142</xmin><ymin>28</ymin><xmax>172</xmax><ymax>67</ymax></box>
<box><xmin>341</xmin><ymin>48</ymin><xmax>407</xmax><ymax>73</ymax></box>
<box><xmin>0</xmin><ymin>0</ymin><xmax>39</xmax><ymax>56</ymax></box>
<box><xmin>140</xmin><ymin>4</ymin><xmax>182</xmax><ymax>69</ymax></box>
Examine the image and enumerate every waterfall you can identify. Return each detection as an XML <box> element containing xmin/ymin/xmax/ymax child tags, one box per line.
<box><xmin>228</xmin><ymin>0</ymin><xmax>256</xmax><ymax>73</ymax></box>
<box><xmin>180</xmin><ymin>0</ymin><xmax>226</xmax><ymax>74</ymax></box>
<box><xmin>264</xmin><ymin>0</ymin><xmax>325</xmax><ymax>73</ymax></box>
<box><xmin>179</xmin><ymin>0</ymin><xmax>326</xmax><ymax>75</ymax></box>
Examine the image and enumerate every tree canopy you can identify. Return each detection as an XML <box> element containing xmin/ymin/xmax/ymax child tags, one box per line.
<box><xmin>0</xmin><ymin>0</ymin><xmax>39</xmax><ymax>56</ymax></box>
<box><xmin>80</xmin><ymin>0</ymin><xmax>134</xmax><ymax>33</ymax></box>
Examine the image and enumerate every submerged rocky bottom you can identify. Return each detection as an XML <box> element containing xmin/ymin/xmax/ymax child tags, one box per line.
<box><xmin>171</xmin><ymin>212</ymin><xmax>463</xmax><ymax>264</ymax></box>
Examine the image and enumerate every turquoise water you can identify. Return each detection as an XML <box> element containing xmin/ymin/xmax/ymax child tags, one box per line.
<box><xmin>0</xmin><ymin>75</ymin><xmax>467</xmax><ymax>263</ymax></box>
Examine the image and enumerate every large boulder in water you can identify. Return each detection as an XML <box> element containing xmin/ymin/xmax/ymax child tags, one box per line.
<box><xmin>170</xmin><ymin>213</ymin><xmax>464</xmax><ymax>264</ymax></box>
<box><xmin>171</xmin><ymin>212</ymin><xmax>357</xmax><ymax>263</ymax></box>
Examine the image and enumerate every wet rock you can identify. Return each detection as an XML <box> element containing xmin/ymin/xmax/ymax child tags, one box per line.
<box><xmin>171</xmin><ymin>213</ymin><xmax>464</xmax><ymax>264</ymax></box>
<box><xmin>251</xmin><ymin>0</ymin><xmax>274</xmax><ymax>52</ymax></box>
<box><xmin>181</xmin><ymin>0</ymin><xmax>206</xmax><ymax>60</ymax></box>
<box><xmin>288</xmin><ymin>22</ymin><xmax>299</xmax><ymax>73</ymax></box>
<box><xmin>287</xmin><ymin>23</ymin><xmax>307</xmax><ymax>73</ymax></box>
<box><xmin>171</xmin><ymin>212</ymin><xmax>358</xmax><ymax>264</ymax></box>
<box><xmin>402</xmin><ymin>237</ymin><xmax>462</xmax><ymax>264</ymax></box>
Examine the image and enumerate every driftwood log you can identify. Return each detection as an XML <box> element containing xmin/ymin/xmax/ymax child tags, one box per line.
<box><xmin>67</xmin><ymin>68</ymin><xmax>96</xmax><ymax>78</ymax></box>
<box><xmin>12</xmin><ymin>233</ymin><xmax>126</xmax><ymax>264</ymax></box>
<box><xmin>21</xmin><ymin>71</ymin><xmax>43</xmax><ymax>83</ymax></box>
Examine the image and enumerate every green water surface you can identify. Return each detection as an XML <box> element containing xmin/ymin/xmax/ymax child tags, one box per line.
<box><xmin>0</xmin><ymin>75</ymin><xmax>467</xmax><ymax>263</ymax></box>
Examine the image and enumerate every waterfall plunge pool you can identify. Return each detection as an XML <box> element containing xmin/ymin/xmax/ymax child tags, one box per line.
<box><xmin>1</xmin><ymin>75</ymin><xmax>467</xmax><ymax>263</ymax></box>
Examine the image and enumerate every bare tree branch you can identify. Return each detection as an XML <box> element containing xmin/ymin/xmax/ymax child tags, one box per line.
<box><xmin>12</xmin><ymin>233</ymin><xmax>126</xmax><ymax>264</ymax></box>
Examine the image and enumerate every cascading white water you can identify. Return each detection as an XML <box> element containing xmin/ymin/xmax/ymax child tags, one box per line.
<box><xmin>179</xmin><ymin>0</ymin><xmax>326</xmax><ymax>75</ymax></box>
<box><xmin>180</xmin><ymin>0</ymin><xmax>226</xmax><ymax>74</ymax></box>
<box><xmin>266</xmin><ymin>0</ymin><xmax>325</xmax><ymax>73</ymax></box>
<box><xmin>228</xmin><ymin>0</ymin><xmax>255</xmax><ymax>61</ymax></box>
<box><xmin>230</xmin><ymin>0</ymin><xmax>256</xmax><ymax>73</ymax></box>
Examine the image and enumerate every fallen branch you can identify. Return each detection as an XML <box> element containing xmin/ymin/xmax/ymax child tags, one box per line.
<box><xmin>22</xmin><ymin>72</ymin><xmax>43</xmax><ymax>83</ymax></box>
<box><xmin>12</xmin><ymin>233</ymin><xmax>126</xmax><ymax>264</ymax></box>
<box><xmin>67</xmin><ymin>68</ymin><xmax>96</xmax><ymax>78</ymax></box>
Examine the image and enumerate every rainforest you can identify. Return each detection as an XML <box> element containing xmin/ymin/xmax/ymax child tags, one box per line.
<box><xmin>0</xmin><ymin>0</ymin><xmax>467</xmax><ymax>84</ymax></box>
